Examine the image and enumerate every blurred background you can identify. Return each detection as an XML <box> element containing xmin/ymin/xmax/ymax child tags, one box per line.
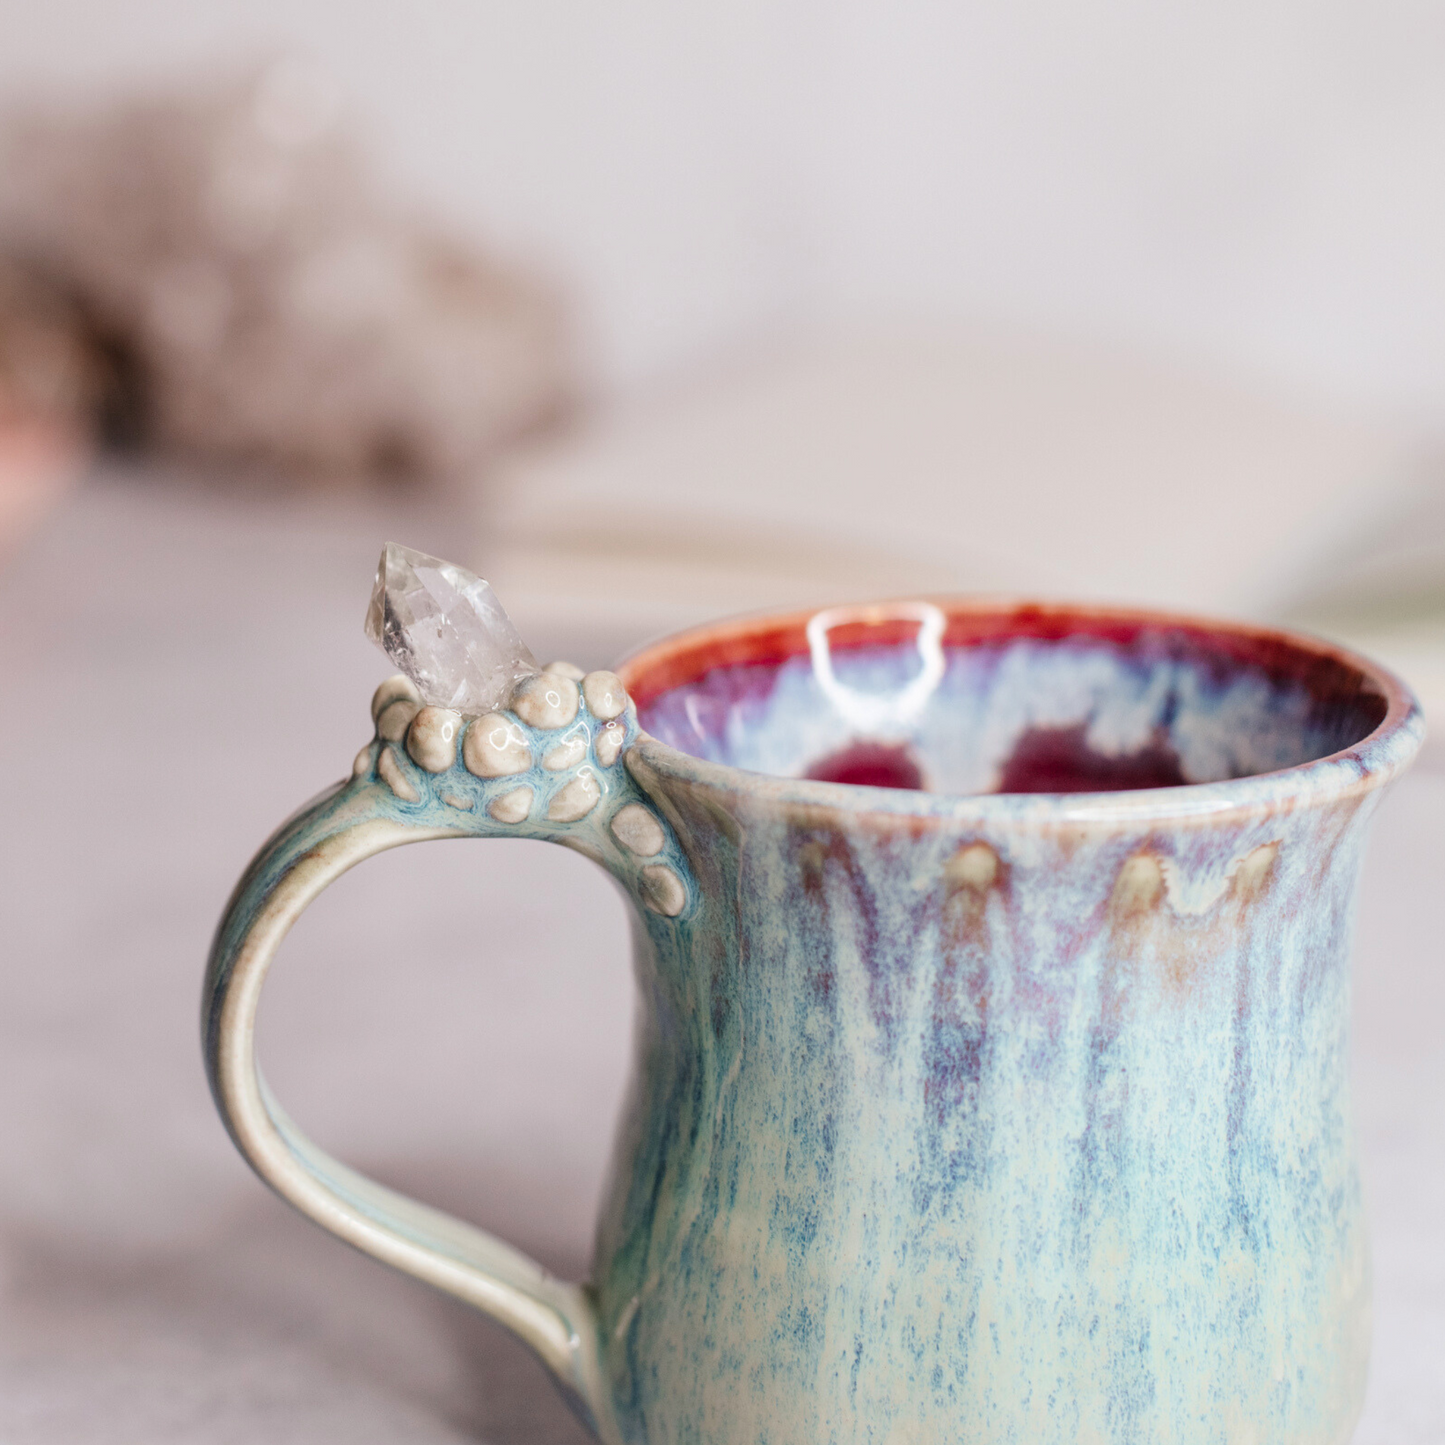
<box><xmin>1</xmin><ymin>5</ymin><xmax>1442</xmax><ymax>1443</ymax></box>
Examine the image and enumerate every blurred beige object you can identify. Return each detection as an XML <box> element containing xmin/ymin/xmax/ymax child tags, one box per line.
<box><xmin>483</xmin><ymin>329</ymin><xmax>1420</xmax><ymax>641</ymax></box>
<box><xmin>0</xmin><ymin>256</ymin><xmax>99</xmax><ymax>548</ymax></box>
<box><xmin>0</xmin><ymin>415</ymin><xmax>86</xmax><ymax>551</ymax></box>
<box><xmin>0</xmin><ymin>58</ymin><xmax>570</xmax><ymax>482</ymax></box>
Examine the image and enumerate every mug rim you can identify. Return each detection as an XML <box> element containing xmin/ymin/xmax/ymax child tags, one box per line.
<box><xmin>614</xmin><ymin>596</ymin><xmax>1425</xmax><ymax>827</ymax></box>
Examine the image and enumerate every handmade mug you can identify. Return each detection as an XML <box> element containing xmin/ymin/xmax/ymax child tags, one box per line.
<box><xmin>205</xmin><ymin>598</ymin><xmax>1421</xmax><ymax>1445</ymax></box>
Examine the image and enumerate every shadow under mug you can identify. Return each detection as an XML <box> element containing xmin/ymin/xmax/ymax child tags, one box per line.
<box><xmin>205</xmin><ymin>599</ymin><xmax>1422</xmax><ymax>1445</ymax></box>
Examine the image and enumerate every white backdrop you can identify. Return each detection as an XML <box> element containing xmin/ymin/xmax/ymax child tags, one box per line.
<box><xmin>5</xmin><ymin>0</ymin><xmax>1445</xmax><ymax>414</ymax></box>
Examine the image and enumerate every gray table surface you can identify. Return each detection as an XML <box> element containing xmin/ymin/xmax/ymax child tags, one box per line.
<box><xmin>2</xmin><ymin>470</ymin><xmax>1441</xmax><ymax>1443</ymax></box>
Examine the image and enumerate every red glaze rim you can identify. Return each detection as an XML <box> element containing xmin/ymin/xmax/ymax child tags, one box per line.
<box><xmin>615</xmin><ymin>596</ymin><xmax>1424</xmax><ymax>820</ymax></box>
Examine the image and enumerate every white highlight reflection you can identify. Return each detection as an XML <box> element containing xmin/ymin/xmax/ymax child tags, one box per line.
<box><xmin>806</xmin><ymin>601</ymin><xmax>947</xmax><ymax>736</ymax></box>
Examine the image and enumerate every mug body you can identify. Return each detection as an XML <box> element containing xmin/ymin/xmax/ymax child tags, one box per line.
<box><xmin>592</xmin><ymin>601</ymin><xmax>1421</xmax><ymax>1445</ymax></box>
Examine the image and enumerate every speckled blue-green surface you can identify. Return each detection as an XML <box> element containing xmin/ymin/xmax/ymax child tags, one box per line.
<box><xmin>208</xmin><ymin>610</ymin><xmax>1422</xmax><ymax>1445</ymax></box>
<box><xmin>583</xmin><ymin>622</ymin><xmax>1421</xmax><ymax>1445</ymax></box>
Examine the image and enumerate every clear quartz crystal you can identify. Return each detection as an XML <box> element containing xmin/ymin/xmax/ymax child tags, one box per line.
<box><xmin>364</xmin><ymin>542</ymin><xmax>538</xmax><ymax>714</ymax></box>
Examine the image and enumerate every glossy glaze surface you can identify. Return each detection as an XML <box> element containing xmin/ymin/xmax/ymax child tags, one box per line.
<box><xmin>588</xmin><ymin>602</ymin><xmax>1419</xmax><ymax>1445</ymax></box>
<box><xmin>207</xmin><ymin>600</ymin><xmax>1421</xmax><ymax>1445</ymax></box>
<box><xmin>637</xmin><ymin>606</ymin><xmax>1386</xmax><ymax>794</ymax></box>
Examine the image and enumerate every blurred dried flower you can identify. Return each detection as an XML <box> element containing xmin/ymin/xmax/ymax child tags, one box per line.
<box><xmin>0</xmin><ymin>256</ymin><xmax>104</xmax><ymax>431</ymax></box>
<box><xmin>0</xmin><ymin>57</ymin><xmax>572</xmax><ymax>484</ymax></box>
<box><xmin>0</xmin><ymin>256</ymin><xmax>102</xmax><ymax>549</ymax></box>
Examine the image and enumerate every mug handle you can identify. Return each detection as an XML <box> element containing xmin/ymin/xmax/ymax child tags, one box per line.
<box><xmin>203</xmin><ymin>672</ymin><xmax>687</xmax><ymax>1442</ymax></box>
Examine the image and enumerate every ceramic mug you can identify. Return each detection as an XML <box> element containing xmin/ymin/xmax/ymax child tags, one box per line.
<box><xmin>205</xmin><ymin>599</ymin><xmax>1421</xmax><ymax>1445</ymax></box>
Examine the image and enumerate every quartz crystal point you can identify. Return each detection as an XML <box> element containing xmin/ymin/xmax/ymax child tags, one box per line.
<box><xmin>364</xmin><ymin>542</ymin><xmax>539</xmax><ymax>714</ymax></box>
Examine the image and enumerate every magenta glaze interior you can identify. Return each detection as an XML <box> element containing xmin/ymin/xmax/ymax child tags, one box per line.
<box><xmin>618</xmin><ymin>602</ymin><xmax>1398</xmax><ymax>797</ymax></box>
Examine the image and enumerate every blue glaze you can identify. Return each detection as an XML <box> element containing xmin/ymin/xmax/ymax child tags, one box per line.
<box><xmin>587</xmin><ymin>617</ymin><xmax>1419</xmax><ymax>1444</ymax></box>
<box><xmin>207</xmin><ymin>606</ymin><xmax>1423</xmax><ymax>1445</ymax></box>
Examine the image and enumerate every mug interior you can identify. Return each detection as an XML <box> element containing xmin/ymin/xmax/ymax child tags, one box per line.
<box><xmin>621</xmin><ymin>602</ymin><xmax>1391</xmax><ymax>796</ymax></box>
